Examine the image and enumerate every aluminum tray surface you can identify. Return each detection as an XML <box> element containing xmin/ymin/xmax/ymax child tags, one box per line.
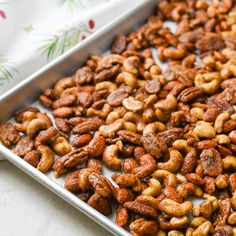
<box><xmin>0</xmin><ymin>1</ymin><xmax>170</xmax><ymax>235</ymax></box>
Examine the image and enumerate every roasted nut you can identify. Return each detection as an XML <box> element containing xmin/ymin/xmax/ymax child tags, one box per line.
<box><xmin>72</xmin><ymin>118</ymin><xmax>104</xmax><ymax>134</ymax></box>
<box><xmin>158</xmin><ymin>149</ymin><xmax>183</xmax><ymax>172</ymax></box>
<box><xmin>124</xmin><ymin>201</ymin><xmax>158</xmax><ymax>218</ymax></box>
<box><xmin>54</xmin><ymin>77</ymin><xmax>75</xmax><ymax>96</ymax></box>
<box><xmin>0</xmin><ymin>123</ymin><xmax>20</xmax><ymax>147</ymax></box>
<box><xmin>71</xmin><ymin>133</ymin><xmax>92</xmax><ymax>147</ymax></box>
<box><xmin>23</xmin><ymin>150</ymin><xmax>41</xmax><ymax>167</ymax></box>
<box><xmin>87</xmin><ymin>193</ymin><xmax>112</xmax><ymax>216</ymax></box>
<box><xmin>37</xmin><ymin>145</ymin><xmax>54</xmax><ymax>173</ymax></box>
<box><xmin>88</xmin><ymin>173</ymin><xmax>112</xmax><ymax>198</ymax></box>
<box><xmin>200</xmin><ymin>148</ymin><xmax>223</xmax><ymax>177</ymax></box>
<box><xmin>52</xmin><ymin>136</ymin><xmax>72</xmax><ymax>156</ymax></box>
<box><xmin>129</xmin><ymin>218</ymin><xmax>159</xmax><ymax>236</ymax></box>
<box><xmin>158</xmin><ymin>199</ymin><xmax>193</xmax><ymax>217</ymax></box>
<box><xmin>115</xmin><ymin>205</ymin><xmax>129</xmax><ymax>227</ymax></box>
<box><xmin>102</xmin><ymin>144</ymin><xmax>122</xmax><ymax>170</ymax></box>
<box><xmin>13</xmin><ymin>137</ymin><xmax>34</xmax><ymax>157</ymax></box>
<box><xmin>87</xmin><ymin>134</ymin><xmax>105</xmax><ymax>158</ymax></box>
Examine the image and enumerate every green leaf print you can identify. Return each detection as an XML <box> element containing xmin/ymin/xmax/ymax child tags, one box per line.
<box><xmin>0</xmin><ymin>57</ymin><xmax>18</xmax><ymax>85</ymax></box>
<box><xmin>39</xmin><ymin>21</ymin><xmax>93</xmax><ymax>61</ymax></box>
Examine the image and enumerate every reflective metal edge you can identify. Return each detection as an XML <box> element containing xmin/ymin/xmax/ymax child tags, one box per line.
<box><xmin>0</xmin><ymin>0</ymin><xmax>156</xmax><ymax>235</ymax></box>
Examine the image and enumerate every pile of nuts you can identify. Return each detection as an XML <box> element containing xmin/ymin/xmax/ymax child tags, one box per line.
<box><xmin>1</xmin><ymin>0</ymin><xmax>236</xmax><ymax>235</ymax></box>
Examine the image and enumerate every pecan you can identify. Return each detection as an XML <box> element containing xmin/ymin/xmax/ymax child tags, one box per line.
<box><xmin>157</xmin><ymin>128</ymin><xmax>184</xmax><ymax>146</ymax></box>
<box><xmin>94</xmin><ymin>65</ymin><xmax>120</xmax><ymax>82</ymax></box>
<box><xmin>123</xmin><ymin>201</ymin><xmax>158</xmax><ymax>218</ymax></box>
<box><xmin>144</xmin><ymin>77</ymin><xmax>161</xmax><ymax>94</ymax></box>
<box><xmin>55</xmin><ymin>118</ymin><xmax>70</xmax><ymax>134</ymax></box>
<box><xmin>72</xmin><ymin>118</ymin><xmax>104</xmax><ymax>134</ymax></box>
<box><xmin>52</xmin><ymin>107</ymin><xmax>75</xmax><ymax>118</ymax></box>
<box><xmin>88</xmin><ymin>173</ymin><xmax>112</xmax><ymax>198</ymax></box>
<box><xmin>77</xmin><ymin>91</ymin><xmax>92</xmax><ymax>108</ymax></box>
<box><xmin>180</xmin><ymin>151</ymin><xmax>197</xmax><ymax>175</ymax></box>
<box><xmin>214</xmin><ymin>225</ymin><xmax>233</xmax><ymax>236</ymax></box>
<box><xmin>177</xmin><ymin>87</ymin><xmax>203</xmax><ymax>102</ymax></box>
<box><xmin>118</xmin><ymin>130</ymin><xmax>142</xmax><ymax>145</ymax></box>
<box><xmin>53</xmin><ymin>94</ymin><xmax>76</xmax><ymax>109</ymax></box>
<box><xmin>87</xmin><ymin>193</ymin><xmax>112</xmax><ymax>216</ymax></box>
<box><xmin>200</xmin><ymin>148</ymin><xmax>223</xmax><ymax>177</ymax></box>
<box><xmin>204</xmin><ymin>176</ymin><xmax>216</xmax><ymax>195</ymax></box>
<box><xmin>229</xmin><ymin>173</ymin><xmax>236</xmax><ymax>193</ymax></box>
<box><xmin>141</xmin><ymin>133</ymin><xmax>167</xmax><ymax>159</ymax></box>
<box><xmin>34</xmin><ymin>127</ymin><xmax>59</xmax><ymax>147</ymax></box>
<box><xmin>64</xmin><ymin>169</ymin><xmax>82</xmax><ymax>192</ymax></box>
<box><xmin>115</xmin><ymin>205</ymin><xmax>129</xmax><ymax>228</ymax></box>
<box><xmin>74</xmin><ymin>66</ymin><xmax>93</xmax><ymax>85</ymax></box>
<box><xmin>111</xmin><ymin>34</ymin><xmax>127</xmax><ymax>54</ymax></box>
<box><xmin>87</xmin><ymin>135</ymin><xmax>106</xmax><ymax>158</ymax></box>
<box><xmin>0</xmin><ymin>123</ymin><xmax>20</xmax><ymax>147</ymax></box>
<box><xmin>129</xmin><ymin>218</ymin><xmax>159</xmax><ymax>236</ymax></box>
<box><xmin>196</xmin><ymin>33</ymin><xmax>225</xmax><ymax>52</ymax></box>
<box><xmin>71</xmin><ymin>134</ymin><xmax>92</xmax><ymax>147</ymax></box>
<box><xmin>196</xmin><ymin>140</ymin><xmax>218</xmax><ymax>151</ymax></box>
<box><xmin>23</xmin><ymin>150</ymin><xmax>41</xmax><ymax>167</ymax></box>
<box><xmin>60</xmin><ymin>148</ymin><xmax>89</xmax><ymax>168</ymax></box>
<box><xmin>222</xmin><ymin>119</ymin><xmax>236</xmax><ymax>132</ymax></box>
<box><xmin>13</xmin><ymin>137</ymin><xmax>34</xmax><ymax>157</ymax></box>
<box><xmin>107</xmin><ymin>89</ymin><xmax>128</xmax><ymax>106</ymax></box>
<box><xmin>214</xmin><ymin>198</ymin><xmax>231</xmax><ymax>226</ymax></box>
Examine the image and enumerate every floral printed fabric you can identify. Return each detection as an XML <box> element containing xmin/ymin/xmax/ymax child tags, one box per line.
<box><xmin>0</xmin><ymin>0</ymin><xmax>143</xmax><ymax>95</ymax></box>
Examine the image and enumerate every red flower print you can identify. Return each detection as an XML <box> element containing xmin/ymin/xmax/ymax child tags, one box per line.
<box><xmin>0</xmin><ymin>10</ymin><xmax>6</xmax><ymax>19</ymax></box>
<box><xmin>89</xmin><ymin>19</ymin><xmax>95</xmax><ymax>29</ymax></box>
<box><xmin>82</xmin><ymin>35</ymin><xmax>86</xmax><ymax>40</ymax></box>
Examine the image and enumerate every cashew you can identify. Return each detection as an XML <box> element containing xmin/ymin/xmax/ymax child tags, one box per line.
<box><xmin>192</xmin><ymin>221</ymin><xmax>213</xmax><ymax>236</ymax></box>
<box><xmin>123</xmin><ymin>121</ymin><xmax>137</xmax><ymax>132</ymax></box>
<box><xmin>186</xmin><ymin>227</ymin><xmax>194</xmax><ymax>236</ymax></box>
<box><xmin>106</xmin><ymin>111</ymin><xmax>120</xmax><ymax>124</ymax></box>
<box><xmin>193</xmin><ymin>121</ymin><xmax>216</xmax><ymax>138</ymax></box>
<box><xmin>122</xmin><ymin>97</ymin><xmax>143</xmax><ymax>112</ymax></box>
<box><xmin>191</xmin><ymin>217</ymin><xmax>207</xmax><ymax>228</ymax></box>
<box><xmin>37</xmin><ymin>145</ymin><xmax>54</xmax><ymax>173</ymax></box>
<box><xmin>95</xmin><ymin>81</ymin><xmax>117</xmax><ymax>93</ymax></box>
<box><xmin>142</xmin><ymin>178</ymin><xmax>161</xmax><ymax>197</ymax></box>
<box><xmin>172</xmin><ymin>139</ymin><xmax>195</xmax><ymax>153</ymax></box>
<box><xmin>52</xmin><ymin>136</ymin><xmax>72</xmax><ymax>156</ymax></box>
<box><xmin>214</xmin><ymin>134</ymin><xmax>230</xmax><ymax>145</ymax></box>
<box><xmin>170</xmin><ymin>216</ymin><xmax>189</xmax><ymax>228</ymax></box>
<box><xmin>158</xmin><ymin>149</ymin><xmax>183</xmax><ymax>172</ymax></box>
<box><xmin>214</xmin><ymin>111</ymin><xmax>230</xmax><ymax>133</ymax></box>
<box><xmin>190</xmin><ymin>107</ymin><xmax>204</xmax><ymax>120</ymax></box>
<box><xmin>123</xmin><ymin>56</ymin><xmax>139</xmax><ymax>75</ymax></box>
<box><xmin>116</xmin><ymin>71</ymin><xmax>138</xmax><ymax>87</ymax></box>
<box><xmin>203</xmin><ymin>194</ymin><xmax>219</xmax><ymax>212</ymax></box>
<box><xmin>123</xmin><ymin>111</ymin><xmax>145</xmax><ymax>133</ymax></box>
<box><xmin>102</xmin><ymin>144</ymin><xmax>122</xmax><ymax>170</ymax></box>
<box><xmin>168</xmin><ymin>231</ymin><xmax>184</xmax><ymax>236</ymax></box>
<box><xmin>86</xmin><ymin>103</ymin><xmax>112</xmax><ymax>119</ymax></box>
<box><xmin>215</xmin><ymin>174</ymin><xmax>229</xmax><ymax>189</ymax></box>
<box><xmin>228</xmin><ymin>212</ymin><xmax>236</xmax><ymax>225</ymax></box>
<box><xmin>158</xmin><ymin>199</ymin><xmax>193</xmax><ymax>217</ymax></box>
<box><xmin>99</xmin><ymin>119</ymin><xmax>123</xmax><ymax>137</ymax></box>
<box><xmin>194</xmin><ymin>72</ymin><xmax>221</xmax><ymax>95</ymax></box>
<box><xmin>177</xmin><ymin>182</ymin><xmax>203</xmax><ymax>198</ymax></box>
<box><xmin>54</xmin><ymin>77</ymin><xmax>75</xmax><ymax>96</ymax></box>
<box><xmin>143</xmin><ymin>122</ymin><xmax>166</xmax><ymax>135</ymax></box>
<box><xmin>232</xmin><ymin>192</ymin><xmax>236</xmax><ymax>210</ymax></box>
<box><xmin>152</xmin><ymin>170</ymin><xmax>178</xmax><ymax>187</ymax></box>
<box><xmin>223</xmin><ymin>155</ymin><xmax>236</xmax><ymax>171</ymax></box>
<box><xmin>26</xmin><ymin>118</ymin><xmax>50</xmax><ymax>139</ymax></box>
<box><xmin>154</xmin><ymin>94</ymin><xmax>177</xmax><ymax>111</ymax></box>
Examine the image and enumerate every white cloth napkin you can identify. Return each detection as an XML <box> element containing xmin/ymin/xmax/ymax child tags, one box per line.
<box><xmin>0</xmin><ymin>0</ymin><xmax>144</xmax><ymax>160</ymax></box>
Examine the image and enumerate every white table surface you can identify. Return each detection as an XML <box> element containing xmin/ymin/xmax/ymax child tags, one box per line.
<box><xmin>0</xmin><ymin>160</ymin><xmax>112</xmax><ymax>236</ymax></box>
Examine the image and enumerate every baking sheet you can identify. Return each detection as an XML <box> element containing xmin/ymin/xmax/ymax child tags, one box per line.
<box><xmin>0</xmin><ymin>1</ymin><xmax>203</xmax><ymax>235</ymax></box>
